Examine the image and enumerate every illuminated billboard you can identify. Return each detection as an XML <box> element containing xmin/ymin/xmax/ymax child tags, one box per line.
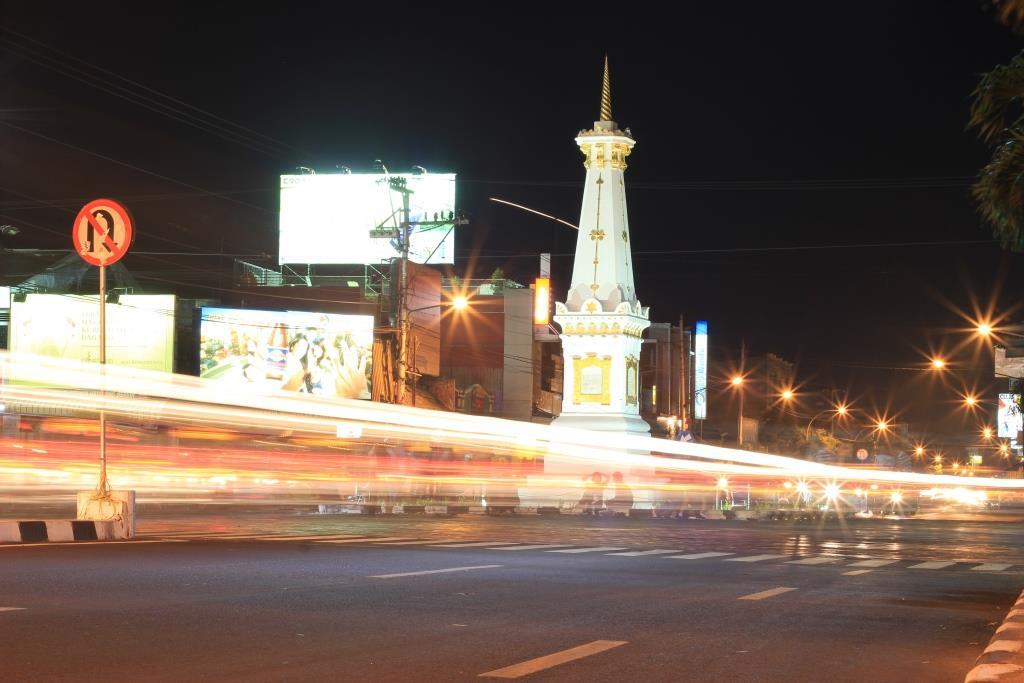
<box><xmin>694</xmin><ymin>320</ymin><xmax>708</xmax><ymax>420</ymax></box>
<box><xmin>279</xmin><ymin>173</ymin><xmax>456</xmax><ymax>265</ymax></box>
<box><xmin>10</xmin><ymin>294</ymin><xmax>175</xmax><ymax>372</ymax></box>
<box><xmin>998</xmin><ymin>393</ymin><xmax>1022</xmax><ymax>439</ymax></box>
<box><xmin>199</xmin><ymin>307</ymin><xmax>373</xmax><ymax>400</ymax></box>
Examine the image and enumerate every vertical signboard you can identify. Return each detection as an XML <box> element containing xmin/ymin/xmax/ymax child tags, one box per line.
<box><xmin>694</xmin><ymin>320</ymin><xmax>708</xmax><ymax>420</ymax></box>
<box><xmin>998</xmin><ymin>393</ymin><xmax>1022</xmax><ymax>444</ymax></box>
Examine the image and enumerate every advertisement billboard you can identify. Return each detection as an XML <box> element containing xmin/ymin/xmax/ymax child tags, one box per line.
<box><xmin>279</xmin><ymin>173</ymin><xmax>456</xmax><ymax>265</ymax></box>
<box><xmin>998</xmin><ymin>393</ymin><xmax>1022</xmax><ymax>439</ymax></box>
<box><xmin>10</xmin><ymin>294</ymin><xmax>175</xmax><ymax>372</ymax></box>
<box><xmin>199</xmin><ymin>307</ymin><xmax>373</xmax><ymax>400</ymax></box>
<box><xmin>694</xmin><ymin>320</ymin><xmax>708</xmax><ymax>420</ymax></box>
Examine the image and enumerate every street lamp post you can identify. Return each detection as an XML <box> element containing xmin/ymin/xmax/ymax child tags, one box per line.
<box><xmin>401</xmin><ymin>296</ymin><xmax>470</xmax><ymax>405</ymax></box>
<box><xmin>731</xmin><ymin>375</ymin><xmax>744</xmax><ymax>447</ymax></box>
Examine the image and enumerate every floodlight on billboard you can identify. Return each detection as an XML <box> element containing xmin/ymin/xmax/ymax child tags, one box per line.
<box><xmin>10</xmin><ymin>294</ymin><xmax>175</xmax><ymax>373</ymax></box>
<box><xmin>694</xmin><ymin>320</ymin><xmax>708</xmax><ymax>420</ymax></box>
<box><xmin>199</xmin><ymin>307</ymin><xmax>373</xmax><ymax>400</ymax></box>
<box><xmin>278</xmin><ymin>173</ymin><xmax>456</xmax><ymax>265</ymax></box>
<box><xmin>998</xmin><ymin>393</ymin><xmax>1022</xmax><ymax>439</ymax></box>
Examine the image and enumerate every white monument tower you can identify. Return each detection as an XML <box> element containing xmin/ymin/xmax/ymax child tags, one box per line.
<box><xmin>552</xmin><ymin>57</ymin><xmax>651</xmax><ymax>436</ymax></box>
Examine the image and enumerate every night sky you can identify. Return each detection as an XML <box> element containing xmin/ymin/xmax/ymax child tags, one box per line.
<box><xmin>2</xmin><ymin>4</ymin><xmax>1023</xmax><ymax>431</ymax></box>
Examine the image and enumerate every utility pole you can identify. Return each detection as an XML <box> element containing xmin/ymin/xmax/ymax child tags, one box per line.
<box><xmin>391</xmin><ymin>176</ymin><xmax>411</xmax><ymax>406</ymax></box>
<box><xmin>678</xmin><ymin>315</ymin><xmax>686</xmax><ymax>428</ymax></box>
<box><xmin>379</xmin><ymin>173</ymin><xmax>466</xmax><ymax>405</ymax></box>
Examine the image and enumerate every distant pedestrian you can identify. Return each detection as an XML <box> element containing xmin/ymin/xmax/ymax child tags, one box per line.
<box><xmin>579</xmin><ymin>472</ymin><xmax>607</xmax><ymax>515</ymax></box>
<box><xmin>604</xmin><ymin>471</ymin><xmax>633</xmax><ymax>516</ymax></box>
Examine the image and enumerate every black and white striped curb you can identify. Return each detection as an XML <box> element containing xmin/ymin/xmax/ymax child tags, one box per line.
<box><xmin>966</xmin><ymin>588</ymin><xmax>1024</xmax><ymax>682</ymax></box>
<box><xmin>0</xmin><ymin>520</ymin><xmax>125</xmax><ymax>543</ymax></box>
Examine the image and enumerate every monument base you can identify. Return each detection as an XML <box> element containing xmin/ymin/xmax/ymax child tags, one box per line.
<box><xmin>524</xmin><ymin>412</ymin><xmax>662</xmax><ymax>510</ymax></box>
<box><xmin>549</xmin><ymin>412</ymin><xmax>652</xmax><ymax>436</ymax></box>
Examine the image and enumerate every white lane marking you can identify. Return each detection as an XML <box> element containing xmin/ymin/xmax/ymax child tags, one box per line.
<box><xmin>373</xmin><ymin>539</ymin><xmax>456</xmax><ymax>546</ymax></box>
<box><xmin>738</xmin><ymin>587</ymin><xmax>797</xmax><ymax>601</ymax></box>
<box><xmin>786</xmin><ymin>556</ymin><xmax>842</xmax><ymax>565</ymax></box>
<box><xmin>251</xmin><ymin>534</ymin><xmax>366</xmax><ymax>542</ymax></box>
<box><xmin>186</xmin><ymin>534</ymin><xmax>284</xmax><ymax>540</ymax></box>
<box><xmin>546</xmin><ymin>547</ymin><xmax>627</xmax><ymax>554</ymax></box>
<box><xmin>666</xmin><ymin>552</ymin><xmax>735</xmax><ymax>560</ymax></box>
<box><xmin>0</xmin><ymin>607</ymin><xmax>26</xmax><ymax>612</ymax></box>
<box><xmin>370</xmin><ymin>564</ymin><xmax>502</xmax><ymax>579</ymax></box>
<box><xmin>606</xmin><ymin>549</ymin><xmax>682</xmax><ymax>557</ymax></box>
<box><xmin>316</xmin><ymin>537</ymin><xmax>415</xmax><ymax>544</ymax></box>
<box><xmin>0</xmin><ymin>539</ymin><xmax>187</xmax><ymax>549</ymax></box>
<box><xmin>847</xmin><ymin>559</ymin><xmax>898</xmax><ymax>568</ymax></box>
<box><xmin>909</xmin><ymin>561</ymin><xmax>956</xmax><ymax>570</ymax></box>
<box><xmin>489</xmin><ymin>544</ymin><xmax>574</xmax><ymax>551</ymax></box>
<box><xmin>843</xmin><ymin>569</ymin><xmax>874</xmax><ymax>576</ymax></box>
<box><xmin>725</xmin><ymin>554</ymin><xmax>785</xmax><ymax>563</ymax></box>
<box><xmin>479</xmin><ymin>640</ymin><xmax>627</xmax><ymax>679</ymax></box>
<box><xmin>431</xmin><ymin>542</ymin><xmax>522</xmax><ymax>548</ymax></box>
<box><xmin>972</xmin><ymin>563</ymin><xmax>1013</xmax><ymax>572</ymax></box>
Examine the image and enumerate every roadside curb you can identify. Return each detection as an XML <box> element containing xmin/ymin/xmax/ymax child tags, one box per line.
<box><xmin>0</xmin><ymin>520</ymin><xmax>124</xmax><ymax>543</ymax></box>
<box><xmin>966</xmin><ymin>589</ymin><xmax>1024</xmax><ymax>682</ymax></box>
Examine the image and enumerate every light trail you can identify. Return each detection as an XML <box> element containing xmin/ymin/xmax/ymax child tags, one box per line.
<box><xmin>0</xmin><ymin>353</ymin><xmax>1021</xmax><ymax>510</ymax></box>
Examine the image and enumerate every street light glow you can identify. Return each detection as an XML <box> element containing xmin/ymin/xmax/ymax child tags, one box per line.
<box><xmin>890</xmin><ymin>492</ymin><xmax>903</xmax><ymax>504</ymax></box>
<box><xmin>717</xmin><ymin>476</ymin><xmax>729</xmax><ymax>489</ymax></box>
<box><xmin>982</xmin><ymin>426</ymin><xmax>994</xmax><ymax>440</ymax></box>
<box><xmin>977</xmin><ymin>322</ymin><xmax>993</xmax><ymax>337</ymax></box>
<box><xmin>781</xmin><ymin>389</ymin><xmax>794</xmax><ymax>401</ymax></box>
<box><xmin>914</xmin><ymin>445</ymin><xmax>925</xmax><ymax>457</ymax></box>
<box><xmin>452</xmin><ymin>295</ymin><xmax>469</xmax><ymax>311</ymax></box>
<box><xmin>835</xmin><ymin>403</ymin><xmax>848</xmax><ymax>416</ymax></box>
<box><xmin>930</xmin><ymin>358</ymin><xmax>946</xmax><ymax>369</ymax></box>
<box><xmin>731</xmin><ymin>376</ymin><xmax>743</xmax><ymax>386</ymax></box>
<box><xmin>824</xmin><ymin>483</ymin><xmax>840</xmax><ymax>500</ymax></box>
<box><xmin>964</xmin><ymin>395</ymin><xmax>978</xmax><ymax>408</ymax></box>
<box><xmin>876</xmin><ymin>419</ymin><xmax>889</xmax><ymax>432</ymax></box>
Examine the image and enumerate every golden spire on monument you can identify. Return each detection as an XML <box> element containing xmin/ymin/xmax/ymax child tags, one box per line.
<box><xmin>600</xmin><ymin>54</ymin><xmax>612</xmax><ymax>122</ymax></box>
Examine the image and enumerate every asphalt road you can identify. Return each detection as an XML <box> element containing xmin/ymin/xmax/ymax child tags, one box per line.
<box><xmin>2</xmin><ymin>512</ymin><xmax>1022</xmax><ymax>682</ymax></box>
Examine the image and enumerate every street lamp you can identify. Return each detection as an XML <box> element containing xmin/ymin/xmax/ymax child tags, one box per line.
<box><xmin>730</xmin><ymin>375</ymin><xmax>745</xmax><ymax>447</ymax></box>
<box><xmin>963</xmin><ymin>394</ymin><xmax>979</xmax><ymax>409</ymax></box>
<box><xmin>404</xmin><ymin>297</ymin><xmax>471</xmax><ymax>406</ymax></box>
<box><xmin>781</xmin><ymin>388</ymin><xmax>795</xmax><ymax>402</ymax></box>
<box><xmin>803</xmin><ymin>403</ymin><xmax>851</xmax><ymax>443</ymax></box>
<box><xmin>982</xmin><ymin>426</ymin><xmax>994</xmax><ymax>441</ymax></box>
<box><xmin>930</xmin><ymin>358</ymin><xmax>947</xmax><ymax>370</ymax></box>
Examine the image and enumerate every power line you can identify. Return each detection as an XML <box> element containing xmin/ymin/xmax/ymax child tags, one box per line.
<box><xmin>0</xmin><ymin>28</ymin><xmax>300</xmax><ymax>158</ymax></box>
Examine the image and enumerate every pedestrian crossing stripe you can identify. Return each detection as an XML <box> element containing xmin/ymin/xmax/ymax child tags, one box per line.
<box><xmin>129</xmin><ymin>535</ymin><xmax>1023</xmax><ymax>572</ymax></box>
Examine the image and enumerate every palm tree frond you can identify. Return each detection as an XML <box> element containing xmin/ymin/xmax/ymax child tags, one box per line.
<box><xmin>974</xmin><ymin>133</ymin><xmax>1024</xmax><ymax>250</ymax></box>
<box><xmin>970</xmin><ymin>52</ymin><xmax>1024</xmax><ymax>143</ymax></box>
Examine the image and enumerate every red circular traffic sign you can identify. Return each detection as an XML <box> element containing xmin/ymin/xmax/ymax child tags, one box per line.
<box><xmin>856</xmin><ymin>448</ymin><xmax>869</xmax><ymax>461</ymax></box>
<box><xmin>73</xmin><ymin>199</ymin><xmax>134</xmax><ymax>266</ymax></box>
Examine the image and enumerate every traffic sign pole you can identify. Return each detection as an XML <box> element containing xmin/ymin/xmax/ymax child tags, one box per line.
<box><xmin>71</xmin><ymin>198</ymin><xmax>134</xmax><ymax>499</ymax></box>
<box><xmin>98</xmin><ymin>263</ymin><xmax>108</xmax><ymax>497</ymax></box>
